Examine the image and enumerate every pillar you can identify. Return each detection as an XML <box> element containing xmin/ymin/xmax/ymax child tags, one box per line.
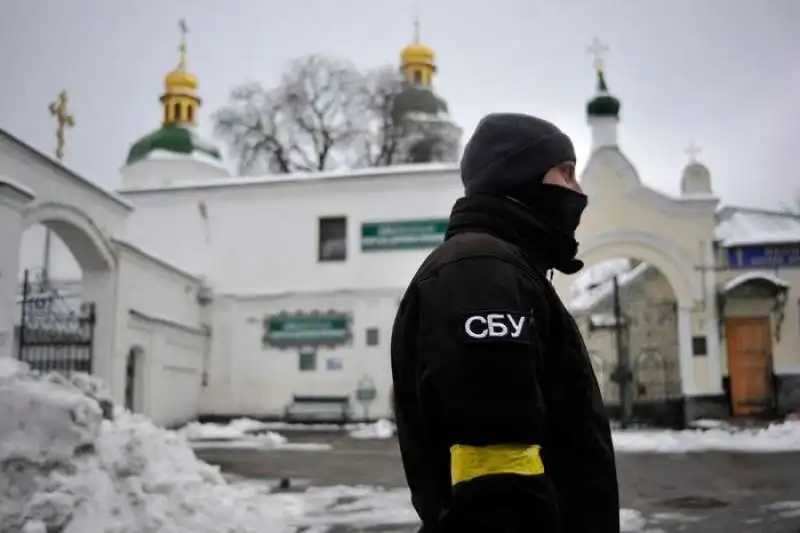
<box><xmin>678</xmin><ymin>304</ymin><xmax>696</xmax><ymax>396</ymax></box>
<box><xmin>589</xmin><ymin>116</ymin><xmax>619</xmax><ymax>151</ymax></box>
<box><xmin>82</xmin><ymin>269</ymin><xmax>118</xmax><ymax>394</ymax></box>
<box><xmin>0</xmin><ymin>179</ymin><xmax>35</xmax><ymax>360</ymax></box>
<box><xmin>703</xmin><ymin>241</ymin><xmax>723</xmax><ymax>393</ymax></box>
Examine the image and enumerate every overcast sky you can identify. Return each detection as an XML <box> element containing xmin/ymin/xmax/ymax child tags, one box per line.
<box><xmin>1</xmin><ymin>0</ymin><xmax>798</xmax><ymax>210</ymax></box>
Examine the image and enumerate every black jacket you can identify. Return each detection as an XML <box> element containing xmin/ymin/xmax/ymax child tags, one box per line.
<box><xmin>390</xmin><ymin>194</ymin><xmax>620</xmax><ymax>533</ymax></box>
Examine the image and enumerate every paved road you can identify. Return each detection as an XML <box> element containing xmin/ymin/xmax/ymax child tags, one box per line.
<box><xmin>195</xmin><ymin>430</ymin><xmax>800</xmax><ymax>532</ymax></box>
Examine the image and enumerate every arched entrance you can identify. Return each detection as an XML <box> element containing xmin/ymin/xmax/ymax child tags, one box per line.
<box><xmin>557</xmin><ymin>228</ymin><xmax>712</xmax><ymax>427</ymax></box>
<box><xmin>16</xmin><ymin>201</ymin><xmax>117</xmax><ymax>382</ymax></box>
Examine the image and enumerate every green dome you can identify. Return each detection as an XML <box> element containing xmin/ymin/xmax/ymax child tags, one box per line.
<box><xmin>586</xmin><ymin>70</ymin><xmax>620</xmax><ymax>119</ymax></box>
<box><xmin>126</xmin><ymin>124</ymin><xmax>222</xmax><ymax>166</ymax></box>
<box><xmin>392</xmin><ymin>85</ymin><xmax>449</xmax><ymax>123</ymax></box>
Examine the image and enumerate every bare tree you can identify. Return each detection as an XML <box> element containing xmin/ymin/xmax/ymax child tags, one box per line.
<box><xmin>356</xmin><ymin>65</ymin><xmax>458</xmax><ymax>167</ymax></box>
<box><xmin>214</xmin><ymin>55</ymin><xmax>366</xmax><ymax>175</ymax></box>
<box><xmin>355</xmin><ymin>65</ymin><xmax>407</xmax><ymax>167</ymax></box>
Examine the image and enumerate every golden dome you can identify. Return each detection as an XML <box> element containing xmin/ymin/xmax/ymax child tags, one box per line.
<box><xmin>164</xmin><ymin>66</ymin><xmax>197</xmax><ymax>92</ymax></box>
<box><xmin>164</xmin><ymin>19</ymin><xmax>197</xmax><ymax>93</ymax></box>
<box><xmin>401</xmin><ymin>42</ymin><xmax>436</xmax><ymax>67</ymax></box>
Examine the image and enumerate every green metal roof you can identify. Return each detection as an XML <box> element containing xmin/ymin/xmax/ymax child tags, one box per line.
<box><xmin>586</xmin><ymin>70</ymin><xmax>621</xmax><ymax>119</ymax></box>
<box><xmin>126</xmin><ymin>124</ymin><xmax>222</xmax><ymax>166</ymax></box>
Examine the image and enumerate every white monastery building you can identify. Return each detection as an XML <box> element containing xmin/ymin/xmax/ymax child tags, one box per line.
<box><xmin>1</xmin><ymin>27</ymin><xmax>799</xmax><ymax>428</ymax></box>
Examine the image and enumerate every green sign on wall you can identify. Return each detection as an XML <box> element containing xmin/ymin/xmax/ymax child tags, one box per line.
<box><xmin>361</xmin><ymin>218</ymin><xmax>448</xmax><ymax>251</ymax></box>
<box><xmin>263</xmin><ymin>312</ymin><xmax>351</xmax><ymax>349</ymax></box>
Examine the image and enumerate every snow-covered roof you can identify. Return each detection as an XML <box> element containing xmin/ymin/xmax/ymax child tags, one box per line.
<box><xmin>144</xmin><ymin>149</ymin><xmax>230</xmax><ymax>173</ymax></box>
<box><xmin>722</xmin><ymin>271</ymin><xmax>790</xmax><ymax>293</ymax></box>
<box><xmin>568</xmin><ymin>259</ymin><xmax>651</xmax><ymax>312</ymax></box>
<box><xmin>589</xmin><ymin>313</ymin><xmax>627</xmax><ymax>328</ymax></box>
<box><xmin>119</xmin><ymin>162</ymin><xmax>460</xmax><ymax>194</ymax></box>
<box><xmin>715</xmin><ymin>207</ymin><xmax>800</xmax><ymax>246</ymax></box>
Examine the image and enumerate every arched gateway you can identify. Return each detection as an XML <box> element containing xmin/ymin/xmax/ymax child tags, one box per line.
<box><xmin>0</xmin><ymin>129</ymin><xmax>131</xmax><ymax>388</ymax></box>
<box><xmin>548</xmin><ymin>62</ymin><xmax>723</xmax><ymax>423</ymax></box>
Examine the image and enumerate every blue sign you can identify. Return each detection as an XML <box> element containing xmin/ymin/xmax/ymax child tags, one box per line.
<box><xmin>726</xmin><ymin>243</ymin><xmax>800</xmax><ymax>269</ymax></box>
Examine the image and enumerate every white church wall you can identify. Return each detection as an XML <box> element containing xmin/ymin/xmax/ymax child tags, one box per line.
<box><xmin>112</xmin><ymin>240</ymin><xmax>209</xmax><ymax>426</ymax></box>
<box><xmin>1</xmin><ymin>132</ymin><xmax>132</xmax><ymax>241</ymax></box>
<box><xmin>120</xmin><ymin>156</ymin><xmax>230</xmax><ymax>192</ymax></box>
<box><xmin>200</xmin><ymin>288</ymin><xmax>400</xmax><ymax>420</ymax></box>
<box><xmin>126</xmin><ymin>312</ymin><xmax>207</xmax><ymax>427</ymax></box>
<box><xmin>118</xmin><ymin>165</ymin><xmax>463</xmax><ymax>296</ymax></box>
<box><xmin>114</xmin><ymin>240</ymin><xmax>206</xmax><ymax>328</ymax></box>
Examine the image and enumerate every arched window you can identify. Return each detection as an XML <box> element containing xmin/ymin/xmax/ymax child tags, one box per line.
<box><xmin>187</xmin><ymin>105</ymin><xmax>194</xmax><ymax>123</ymax></box>
<box><xmin>173</xmin><ymin>102</ymin><xmax>181</xmax><ymax>122</ymax></box>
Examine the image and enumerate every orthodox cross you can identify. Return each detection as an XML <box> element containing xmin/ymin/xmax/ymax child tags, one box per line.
<box><xmin>587</xmin><ymin>37</ymin><xmax>609</xmax><ymax>72</ymax></box>
<box><xmin>686</xmin><ymin>142</ymin><xmax>702</xmax><ymax>163</ymax></box>
<box><xmin>48</xmin><ymin>90</ymin><xmax>75</xmax><ymax>161</ymax></box>
<box><xmin>178</xmin><ymin>18</ymin><xmax>189</xmax><ymax>69</ymax></box>
<box><xmin>412</xmin><ymin>0</ymin><xmax>421</xmax><ymax>43</ymax></box>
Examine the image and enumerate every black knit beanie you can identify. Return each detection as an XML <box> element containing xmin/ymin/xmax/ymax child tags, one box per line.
<box><xmin>460</xmin><ymin>113</ymin><xmax>576</xmax><ymax>197</ymax></box>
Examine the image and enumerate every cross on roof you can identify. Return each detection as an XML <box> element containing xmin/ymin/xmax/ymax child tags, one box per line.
<box><xmin>685</xmin><ymin>142</ymin><xmax>701</xmax><ymax>162</ymax></box>
<box><xmin>178</xmin><ymin>18</ymin><xmax>189</xmax><ymax>68</ymax></box>
<box><xmin>587</xmin><ymin>37</ymin><xmax>609</xmax><ymax>71</ymax></box>
<box><xmin>48</xmin><ymin>90</ymin><xmax>75</xmax><ymax>161</ymax></box>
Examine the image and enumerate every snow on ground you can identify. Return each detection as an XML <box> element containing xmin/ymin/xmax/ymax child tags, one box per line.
<box><xmin>180</xmin><ymin>417</ymin><xmax>398</xmax><ymax>444</ymax></box>
<box><xmin>178</xmin><ymin>418</ymin><xmax>332</xmax><ymax>451</ymax></box>
<box><xmin>0</xmin><ymin>358</ymin><xmax>302</xmax><ymax>532</ymax></box>
<box><xmin>348</xmin><ymin>418</ymin><xmax>396</xmax><ymax>440</ymax></box>
<box><xmin>180</xmin><ymin>418</ymin><xmax>276</xmax><ymax>440</ymax></box>
<box><xmin>276</xmin><ymin>415</ymin><xmax>800</xmax><ymax>455</ymax></box>
<box><xmin>613</xmin><ymin>420</ymin><xmax>800</xmax><ymax>453</ymax></box>
<box><xmin>0</xmin><ymin>358</ymin><xmax>661</xmax><ymax>531</ymax></box>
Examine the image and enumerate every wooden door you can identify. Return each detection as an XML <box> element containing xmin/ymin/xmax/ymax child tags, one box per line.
<box><xmin>725</xmin><ymin>317</ymin><xmax>774</xmax><ymax>416</ymax></box>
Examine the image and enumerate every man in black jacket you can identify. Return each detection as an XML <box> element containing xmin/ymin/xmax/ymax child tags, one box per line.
<box><xmin>390</xmin><ymin>113</ymin><xmax>620</xmax><ymax>533</ymax></box>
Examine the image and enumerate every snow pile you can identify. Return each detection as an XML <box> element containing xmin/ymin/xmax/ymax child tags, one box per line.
<box><xmin>613</xmin><ymin>420</ymin><xmax>800</xmax><ymax>453</ymax></box>
<box><xmin>0</xmin><ymin>358</ymin><xmax>299</xmax><ymax>533</ymax></box>
<box><xmin>180</xmin><ymin>418</ymin><xmax>274</xmax><ymax>441</ymax></box>
<box><xmin>619</xmin><ymin>509</ymin><xmax>647</xmax><ymax>532</ymax></box>
<box><xmin>179</xmin><ymin>419</ymin><xmax>336</xmax><ymax>451</ymax></box>
<box><xmin>349</xmin><ymin>418</ymin><xmax>396</xmax><ymax>440</ymax></box>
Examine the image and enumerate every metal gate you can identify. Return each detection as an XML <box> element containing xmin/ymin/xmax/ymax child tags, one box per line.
<box><xmin>16</xmin><ymin>269</ymin><xmax>96</xmax><ymax>374</ymax></box>
<box><xmin>587</xmin><ymin>277</ymin><xmax>684</xmax><ymax>428</ymax></box>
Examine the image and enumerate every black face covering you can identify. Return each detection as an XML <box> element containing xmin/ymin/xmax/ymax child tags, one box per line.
<box><xmin>514</xmin><ymin>184</ymin><xmax>588</xmax><ymax>236</ymax></box>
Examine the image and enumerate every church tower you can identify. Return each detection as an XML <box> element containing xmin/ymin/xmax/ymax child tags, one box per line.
<box><xmin>586</xmin><ymin>38</ymin><xmax>621</xmax><ymax>153</ymax></box>
<box><xmin>391</xmin><ymin>20</ymin><xmax>461</xmax><ymax>164</ymax></box>
<box><xmin>400</xmin><ymin>20</ymin><xmax>437</xmax><ymax>88</ymax></box>
<box><xmin>121</xmin><ymin>19</ymin><xmax>229</xmax><ymax>191</ymax></box>
<box><xmin>160</xmin><ymin>19</ymin><xmax>201</xmax><ymax>127</ymax></box>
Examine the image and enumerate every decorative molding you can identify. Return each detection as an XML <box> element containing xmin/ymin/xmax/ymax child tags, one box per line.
<box><xmin>22</xmin><ymin>201</ymin><xmax>117</xmax><ymax>270</ymax></box>
<box><xmin>579</xmin><ymin>229</ymin><xmax>700</xmax><ymax>304</ymax></box>
<box><xmin>262</xmin><ymin>309</ymin><xmax>353</xmax><ymax>350</ymax></box>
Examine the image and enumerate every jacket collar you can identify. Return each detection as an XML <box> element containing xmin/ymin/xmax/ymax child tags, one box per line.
<box><xmin>444</xmin><ymin>194</ymin><xmax>584</xmax><ymax>275</ymax></box>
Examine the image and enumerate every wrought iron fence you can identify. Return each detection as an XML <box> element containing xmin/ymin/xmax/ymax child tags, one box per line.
<box><xmin>591</xmin><ymin>354</ymin><xmax>683</xmax><ymax>428</ymax></box>
<box><xmin>16</xmin><ymin>269</ymin><xmax>96</xmax><ymax>374</ymax></box>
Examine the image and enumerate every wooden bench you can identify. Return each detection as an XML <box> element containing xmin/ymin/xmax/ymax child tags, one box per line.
<box><xmin>284</xmin><ymin>394</ymin><xmax>351</xmax><ymax>424</ymax></box>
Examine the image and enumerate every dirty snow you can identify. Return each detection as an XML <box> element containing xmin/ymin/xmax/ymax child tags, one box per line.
<box><xmin>0</xmin><ymin>357</ymin><xmax>663</xmax><ymax>531</ymax></box>
<box><xmin>178</xmin><ymin>418</ymin><xmax>332</xmax><ymax>451</ymax></box>
<box><xmin>348</xmin><ymin>418</ymin><xmax>396</xmax><ymax>440</ymax></box>
<box><xmin>201</xmin><ymin>414</ymin><xmax>800</xmax><ymax>454</ymax></box>
<box><xmin>613</xmin><ymin>420</ymin><xmax>800</xmax><ymax>453</ymax></box>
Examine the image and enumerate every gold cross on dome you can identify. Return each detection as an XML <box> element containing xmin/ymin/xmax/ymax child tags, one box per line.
<box><xmin>48</xmin><ymin>90</ymin><xmax>75</xmax><ymax>161</ymax></box>
<box><xmin>178</xmin><ymin>18</ymin><xmax>189</xmax><ymax>69</ymax></box>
